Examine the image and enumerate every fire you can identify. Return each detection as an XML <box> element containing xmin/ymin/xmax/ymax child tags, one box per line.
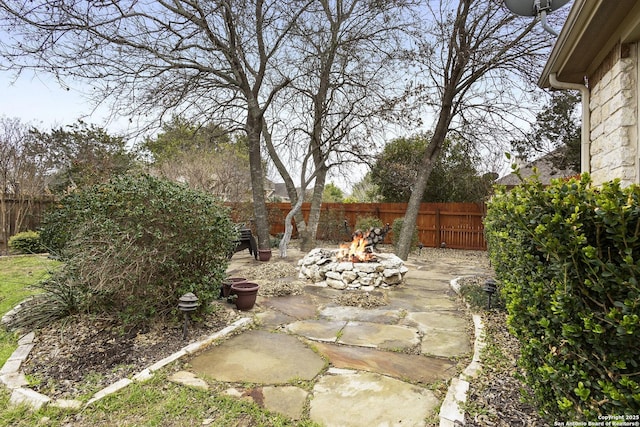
<box><xmin>338</xmin><ymin>230</ymin><xmax>376</xmax><ymax>262</ymax></box>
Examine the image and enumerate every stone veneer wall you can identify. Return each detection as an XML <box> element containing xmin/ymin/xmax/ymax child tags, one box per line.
<box><xmin>589</xmin><ymin>43</ymin><xmax>638</xmax><ymax>186</ymax></box>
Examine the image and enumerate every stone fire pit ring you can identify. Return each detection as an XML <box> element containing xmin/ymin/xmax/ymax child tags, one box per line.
<box><xmin>298</xmin><ymin>248</ymin><xmax>408</xmax><ymax>291</ymax></box>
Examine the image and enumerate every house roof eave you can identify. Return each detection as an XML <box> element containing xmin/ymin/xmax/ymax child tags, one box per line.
<box><xmin>539</xmin><ymin>0</ymin><xmax>640</xmax><ymax>89</ymax></box>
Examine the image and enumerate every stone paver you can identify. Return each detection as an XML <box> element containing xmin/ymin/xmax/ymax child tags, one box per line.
<box><xmin>189</xmin><ymin>330</ymin><xmax>325</xmax><ymax>384</ymax></box>
<box><xmin>259</xmin><ymin>294</ymin><xmax>320</xmax><ymax>320</ymax></box>
<box><xmin>312</xmin><ymin>341</ymin><xmax>456</xmax><ymax>383</ymax></box>
<box><xmin>338</xmin><ymin>321</ymin><xmax>420</xmax><ymax>350</ymax></box>
<box><xmin>186</xmin><ymin>249</ymin><xmax>492</xmax><ymax>424</ymax></box>
<box><xmin>285</xmin><ymin>319</ymin><xmax>346</xmax><ymax>342</ymax></box>
<box><xmin>262</xmin><ymin>386</ymin><xmax>308</xmax><ymax>420</ymax></box>
<box><xmin>309</xmin><ymin>368</ymin><xmax>440</xmax><ymax>427</ymax></box>
<box><xmin>406</xmin><ymin>311</ymin><xmax>470</xmax><ymax>332</ymax></box>
<box><xmin>168</xmin><ymin>371</ymin><xmax>209</xmax><ymax>390</ymax></box>
<box><xmin>421</xmin><ymin>329</ymin><xmax>471</xmax><ymax>357</ymax></box>
<box><xmin>403</xmin><ymin>269</ymin><xmax>455</xmax><ymax>289</ymax></box>
<box><xmin>319</xmin><ymin>305</ymin><xmax>402</xmax><ymax>324</ymax></box>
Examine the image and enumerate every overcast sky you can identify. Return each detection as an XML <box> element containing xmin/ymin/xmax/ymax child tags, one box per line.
<box><xmin>0</xmin><ymin>71</ymin><xmax>123</xmax><ymax>131</ymax></box>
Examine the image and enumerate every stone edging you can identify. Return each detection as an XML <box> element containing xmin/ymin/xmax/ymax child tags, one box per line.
<box><xmin>439</xmin><ymin>276</ymin><xmax>487</xmax><ymax>426</ymax></box>
<box><xmin>0</xmin><ymin>317</ymin><xmax>253</xmax><ymax>410</ymax></box>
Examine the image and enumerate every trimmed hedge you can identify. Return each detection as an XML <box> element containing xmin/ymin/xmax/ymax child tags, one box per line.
<box><xmin>37</xmin><ymin>174</ymin><xmax>236</xmax><ymax>327</ymax></box>
<box><xmin>484</xmin><ymin>173</ymin><xmax>640</xmax><ymax>420</ymax></box>
<box><xmin>8</xmin><ymin>230</ymin><xmax>46</xmax><ymax>254</ymax></box>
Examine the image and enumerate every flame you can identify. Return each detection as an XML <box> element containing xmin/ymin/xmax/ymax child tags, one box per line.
<box><xmin>338</xmin><ymin>231</ymin><xmax>375</xmax><ymax>262</ymax></box>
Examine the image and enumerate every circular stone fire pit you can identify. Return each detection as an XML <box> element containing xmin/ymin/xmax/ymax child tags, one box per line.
<box><xmin>298</xmin><ymin>248</ymin><xmax>408</xmax><ymax>290</ymax></box>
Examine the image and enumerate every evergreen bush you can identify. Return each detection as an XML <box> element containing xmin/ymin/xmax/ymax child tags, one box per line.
<box><xmin>36</xmin><ymin>174</ymin><xmax>236</xmax><ymax>327</ymax></box>
<box><xmin>318</xmin><ymin>207</ymin><xmax>347</xmax><ymax>242</ymax></box>
<box><xmin>484</xmin><ymin>173</ymin><xmax>640</xmax><ymax>420</ymax></box>
<box><xmin>8</xmin><ymin>230</ymin><xmax>46</xmax><ymax>254</ymax></box>
<box><xmin>391</xmin><ymin>218</ymin><xmax>418</xmax><ymax>250</ymax></box>
<box><xmin>354</xmin><ymin>216</ymin><xmax>383</xmax><ymax>233</ymax></box>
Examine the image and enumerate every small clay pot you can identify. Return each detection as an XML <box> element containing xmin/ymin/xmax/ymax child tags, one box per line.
<box><xmin>222</xmin><ymin>277</ymin><xmax>247</xmax><ymax>298</ymax></box>
<box><xmin>258</xmin><ymin>249</ymin><xmax>272</xmax><ymax>262</ymax></box>
<box><xmin>230</xmin><ymin>282</ymin><xmax>260</xmax><ymax>311</ymax></box>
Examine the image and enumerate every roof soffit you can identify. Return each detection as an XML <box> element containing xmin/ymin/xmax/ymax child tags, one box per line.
<box><xmin>539</xmin><ymin>0</ymin><xmax>639</xmax><ymax>88</ymax></box>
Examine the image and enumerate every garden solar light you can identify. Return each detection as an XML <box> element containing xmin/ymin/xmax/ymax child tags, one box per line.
<box><xmin>178</xmin><ymin>292</ymin><xmax>199</xmax><ymax>339</ymax></box>
<box><xmin>483</xmin><ymin>278</ymin><xmax>497</xmax><ymax>310</ymax></box>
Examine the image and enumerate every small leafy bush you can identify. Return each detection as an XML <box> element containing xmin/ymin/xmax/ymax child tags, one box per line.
<box><xmin>318</xmin><ymin>206</ymin><xmax>347</xmax><ymax>242</ymax></box>
<box><xmin>354</xmin><ymin>216</ymin><xmax>383</xmax><ymax>232</ymax></box>
<box><xmin>391</xmin><ymin>218</ymin><xmax>418</xmax><ymax>250</ymax></box>
<box><xmin>8</xmin><ymin>231</ymin><xmax>46</xmax><ymax>254</ymax></box>
<box><xmin>459</xmin><ymin>279</ymin><xmax>506</xmax><ymax>312</ymax></box>
<box><xmin>484</xmin><ymin>173</ymin><xmax>640</xmax><ymax>420</ymax></box>
<box><xmin>36</xmin><ymin>174</ymin><xmax>236</xmax><ymax>327</ymax></box>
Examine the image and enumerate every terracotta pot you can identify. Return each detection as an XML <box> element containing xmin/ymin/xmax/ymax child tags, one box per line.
<box><xmin>230</xmin><ymin>282</ymin><xmax>260</xmax><ymax>311</ymax></box>
<box><xmin>258</xmin><ymin>249</ymin><xmax>272</xmax><ymax>262</ymax></box>
<box><xmin>222</xmin><ymin>277</ymin><xmax>247</xmax><ymax>298</ymax></box>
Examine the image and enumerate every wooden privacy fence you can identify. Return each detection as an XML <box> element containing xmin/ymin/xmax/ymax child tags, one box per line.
<box><xmin>266</xmin><ymin>202</ymin><xmax>487</xmax><ymax>250</ymax></box>
<box><xmin>2</xmin><ymin>197</ymin><xmax>487</xmax><ymax>252</ymax></box>
<box><xmin>0</xmin><ymin>196</ymin><xmax>55</xmax><ymax>252</ymax></box>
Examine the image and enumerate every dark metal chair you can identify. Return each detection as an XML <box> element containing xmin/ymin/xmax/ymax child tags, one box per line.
<box><xmin>230</xmin><ymin>224</ymin><xmax>258</xmax><ymax>259</ymax></box>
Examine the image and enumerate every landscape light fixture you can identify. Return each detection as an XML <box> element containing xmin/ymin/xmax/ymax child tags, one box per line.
<box><xmin>483</xmin><ymin>278</ymin><xmax>497</xmax><ymax>310</ymax></box>
<box><xmin>178</xmin><ymin>292</ymin><xmax>199</xmax><ymax>340</ymax></box>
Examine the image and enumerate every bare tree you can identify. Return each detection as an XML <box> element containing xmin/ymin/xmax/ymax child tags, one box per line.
<box><xmin>0</xmin><ymin>117</ymin><xmax>48</xmax><ymax>253</ymax></box>
<box><xmin>394</xmin><ymin>0</ymin><xmax>553</xmax><ymax>259</ymax></box>
<box><xmin>264</xmin><ymin>0</ymin><xmax>417</xmax><ymax>255</ymax></box>
<box><xmin>143</xmin><ymin>117</ymin><xmax>252</xmax><ymax>201</ymax></box>
<box><xmin>154</xmin><ymin>146</ymin><xmax>252</xmax><ymax>201</ymax></box>
<box><xmin>0</xmin><ymin>0</ymin><xmax>312</xmax><ymax>249</ymax></box>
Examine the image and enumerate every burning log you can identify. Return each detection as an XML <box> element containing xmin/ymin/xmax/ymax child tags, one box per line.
<box><xmin>353</xmin><ymin>223</ymin><xmax>390</xmax><ymax>251</ymax></box>
<box><xmin>338</xmin><ymin>223</ymin><xmax>390</xmax><ymax>262</ymax></box>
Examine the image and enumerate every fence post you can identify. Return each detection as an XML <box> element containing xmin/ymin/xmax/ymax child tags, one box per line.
<box><xmin>435</xmin><ymin>208</ymin><xmax>441</xmax><ymax>247</ymax></box>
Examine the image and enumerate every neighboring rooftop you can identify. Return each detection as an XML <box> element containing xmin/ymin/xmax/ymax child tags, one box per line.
<box><xmin>496</xmin><ymin>150</ymin><xmax>578</xmax><ymax>188</ymax></box>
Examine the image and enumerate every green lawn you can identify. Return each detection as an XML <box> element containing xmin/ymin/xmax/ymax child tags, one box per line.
<box><xmin>0</xmin><ymin>255</ymin><xmax>60</xmax><ymax>365</ymax></box>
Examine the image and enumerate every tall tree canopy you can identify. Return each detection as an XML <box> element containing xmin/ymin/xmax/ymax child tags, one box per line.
<box><xmin>142</xmin><ymin>117</ymin><xmax>251</xmax><ymax>201</ymax></box>
<box><xmin>0</xmin><ymin>0</ymin><xmax>560</xmax><ymax>255</ymax></box>
<box><xmin>0</xmin><ymin>0</ymin><xmax>312</xmax><ymax>249</ymax></box>
<box><xmin>142</xmin><ymin>117</ymin><xmax>232</xmax><ymax>164</ymax></box>
<box><xmin>28</xmin><ymin>120</ymin><xmax>137</xmax><ymax>194</ymax></box>
<box><xmin>0</xmin><ymin>0</ymin><xmax>416</xmax><ymax>251</ymax></box>
<box><xmin>510</xmin><ymin>91</ymin><xmax>581</xmax><ymax>172</ymax></box>
<box><xmin>262</xmin><ymin>0</ymin><xmax>416</xmax><ymax>254</ymax></box>
<box><xmin>371</xmin><ymin>134</ymin><xmax>494</xmax><ymax>203</ymax></box>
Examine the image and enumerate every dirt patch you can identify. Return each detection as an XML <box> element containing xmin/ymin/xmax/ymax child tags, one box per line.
<box><xmin>333</xmin><ymin>291</ymin><xmax>387</xmax><ymax>308</ymax></box>
<box><xmin>22</xmin><ymin>305</ymin><xmax>239</xmax><ymax>399</ymax></box>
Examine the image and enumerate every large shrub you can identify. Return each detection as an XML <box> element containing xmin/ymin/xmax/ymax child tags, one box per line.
<box><xmin>484</xmin><ymin>173</ymin><xmax>640</xmax><ymax>420</ymax></box>
<box><xmin>37</xmin><ymin>174</ymin><xmax>236</xmax><ymax>327</ymax></box>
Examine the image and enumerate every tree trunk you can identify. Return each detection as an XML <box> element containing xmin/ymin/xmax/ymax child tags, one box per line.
<box><xmin>278</xmin><ymin>193</ymin><xmax>304</xmax><ymax>258</ymax></box>
<box><xmin>246</xmin><ymin>111</ymin><xmax>270</xmax><ymax>250</ymax></box>
<box><xmin>301</xmin><ymin>167</ymin><xmax>327</xmax><ymax>251</ymax></box>
<box><xmin>261</xmin><ymin>120</ymin><xmax>310</xmax><ymax>252</ymax></box>
<box><xmin>396</xmin><ymin>94</ymin><xmax>454</xmax><ymax>260</ymax></box>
